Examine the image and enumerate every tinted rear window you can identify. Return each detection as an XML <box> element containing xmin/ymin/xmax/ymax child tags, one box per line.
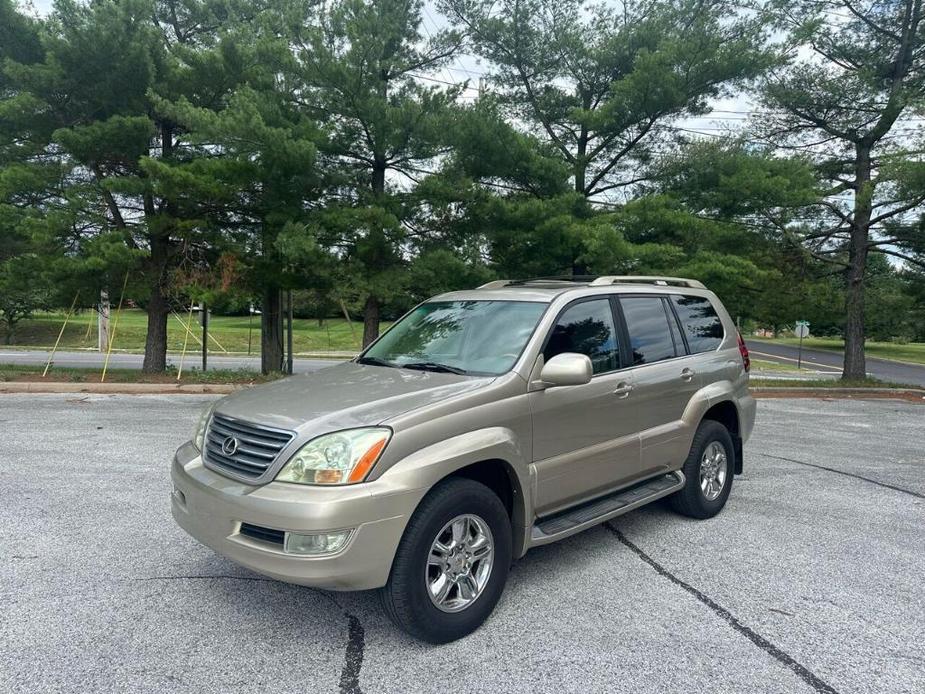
<box><xmin>619</xmin><ymin>297</ymin><xmax>678</xmax><ymax>365</ymax></box>
<box><xmin>671</xmin><ymin>295</ymin><xmax>724</xmax><ymax>353</ymax></box>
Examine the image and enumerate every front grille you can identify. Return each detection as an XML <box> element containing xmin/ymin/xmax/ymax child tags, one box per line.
<box><xmin>204</xmin><ymin>413</ymin><xmax>295</xmax><ymax>481</ymax></box>
<box><xmin>239</xmin><ymin>522</ymin><xmax>285</xmax><ymax>546</ymax></box>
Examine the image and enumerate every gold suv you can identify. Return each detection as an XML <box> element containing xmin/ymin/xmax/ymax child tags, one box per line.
<box><xmin>172</xmin><ymin>276</ymin><xmax>756</xmax><ymax>642</ymax></box>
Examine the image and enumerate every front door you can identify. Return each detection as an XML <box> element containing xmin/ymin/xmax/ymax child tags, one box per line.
<box><xmin>530</xmin><ymin>297</ymin><xmax>641</xmax><ymax>515</ymax></box>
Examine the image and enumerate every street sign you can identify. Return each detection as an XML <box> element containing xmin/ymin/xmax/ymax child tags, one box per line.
<box><xmin>794</xmin><ymin>321</ymin><xmax>810</xmax><ymax>369</ymax></box>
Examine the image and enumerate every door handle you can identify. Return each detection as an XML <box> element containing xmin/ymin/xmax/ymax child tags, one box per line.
<box><xmin>613</xmin><ymin>382</ymin><xmax>633</xmax><ymax>399</ymax></box>
<box><xmin>680</xmin><ymin>368</ymin><xmax>696</xmax><ymax>382</ymax></box>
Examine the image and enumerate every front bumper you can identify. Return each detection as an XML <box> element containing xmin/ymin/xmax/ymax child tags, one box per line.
<box><xmin>170</xmin><ymin>441</ymin><xmax>426</xmax><ymax>590</ymax></box>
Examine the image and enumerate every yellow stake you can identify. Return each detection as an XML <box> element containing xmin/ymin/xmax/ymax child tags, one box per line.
<box><xmin>43</xmin><ymin>291</ymin><xmax>80</xmax><ymax>377</ymax></box>
<box><xmin>172</xmin><ymin>312</ymin><xmax>204</xmax><ymax>348</ymax></box>
<box><xmin>177</xmin><ymin>302</ymin><xmax>195</xmax><ymax>381</ymax></box>
<box><xmin>171</xmin><ymin>310</ymin><xmax>229</xmax><ymax>353</ymax></box>
<box><xmin>83</xmin><ymin>306</ymin><xmax>94</xmax><ymax>342</ymax></box>
<box><xmin>100</xmin><ymin>272</ymin><xmax>129</xmax><ymax>383</ymax></box>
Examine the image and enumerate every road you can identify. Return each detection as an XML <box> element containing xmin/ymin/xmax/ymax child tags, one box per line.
<box><xmin>5</xmin><ymin>344</ymin><xmax>925</xmax><ymax>387</ymax></box>
<box><xmin>746</xmin><ymin>340</ymin><xmax>925</xmax><ymax>387</ymax></box>
<box><xmin>0</xmin><ymin>349</ymin><xmax>340</xmax><ymax>374</ymax></box>
<box><xmin>2</xmin><ymin>394</ymin><xmax>923</xmax><ymax>693</ymax></box>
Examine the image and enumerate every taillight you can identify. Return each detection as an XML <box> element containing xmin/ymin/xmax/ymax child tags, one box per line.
<box><xmin>737</xmin><ymin>332</ymin><xmax>750</xmax><ymax>372</ymax></box>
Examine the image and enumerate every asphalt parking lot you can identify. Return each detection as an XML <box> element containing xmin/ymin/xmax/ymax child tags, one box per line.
<box><xmin>2</xmin><ymin>394</ymin><xmax>923</xmax><ymax>694</ymax></box>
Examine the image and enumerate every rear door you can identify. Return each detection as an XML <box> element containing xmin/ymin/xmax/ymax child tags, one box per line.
<box><xmin>617</xmin><ymin>295</ymin><xmax>699</xmax><ymax>476</ymax></box>
<box><xmin>529</xmin><ymin>297</ymin><xmax>640</xmax><ymax>515</ymax></box>
<box><xmin>668</xmin><ymin>293</ymin><xmax>729</xmax><ymax>387</ymax></box>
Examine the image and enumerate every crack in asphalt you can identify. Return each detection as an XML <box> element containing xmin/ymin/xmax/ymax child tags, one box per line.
<box><xmin>605</xmin><ymin>524</ymin><xmax>840</xmax><ymax>694</ymax></box>
<box><xmin>320</xmin><ymin>594</ymin><xmax>366</xmax><ymax>694</ymax></box>
<box><xmin>338</xmin><ymin>612</ymin><xmax>366</xmax><ymax>694</ymax></box>
<box><xmin>138</xmin><ymin>575</ymin><xmax>365</xmax><ymax>693</ymax></box>
<box><xmin>759</xmin><ymin>453</ymin><xmax>924</xmax><ymax>499</ymax></box>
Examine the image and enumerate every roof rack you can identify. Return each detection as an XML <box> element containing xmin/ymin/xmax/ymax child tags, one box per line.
<box><xmin>588</xmin><ymin>276</ymin><xmax>705</xmax><ymax>289</ymax></box>
<box><xmin>477</xmin><ymin>276</ymin><xmax>705</xmax><ymax>289</ymax></box>
<box><xmin>476</xmin><ymin>277</ymin><xmax>587</xmax><ymax>289</ymax></box>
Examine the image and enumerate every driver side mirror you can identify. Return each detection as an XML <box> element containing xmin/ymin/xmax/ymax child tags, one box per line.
<box><xmin>539</xmin><ymin>352</ymin><xmax>593</xmax><ymax>388</ymax></box>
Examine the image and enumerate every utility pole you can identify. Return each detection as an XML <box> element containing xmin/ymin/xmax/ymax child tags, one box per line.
<box><xmin>247</xmin><ymin>303</ymin><xmax>254</xmax><ymax>356</ymax></box>
<box><xmin>286</xmin><ymin>290</ymin><xmax>294</xmax><ymax>375</ymax></box>
<box><xmin>201</xmin><ymin>303</ymin><xmax>208</xmax><ymax>372</ymax></box>
<box><xmin>98</xmin><ymin>289</ymin><xmax>110</xmax><ymax>352</ymax></box>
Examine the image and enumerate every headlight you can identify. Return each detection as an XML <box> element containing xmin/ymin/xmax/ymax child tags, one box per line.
<box><xmin>276</xmin><ymin>427</ymin><xmax>391</xmax><ymax>485</ymax></box>
<box><xmin>192</xmin><ymin>406</ymin><xmax>212</xmax><ymax>451</ymax></box>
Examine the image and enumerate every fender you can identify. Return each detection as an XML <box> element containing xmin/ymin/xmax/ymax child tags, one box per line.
<box><xmin>681</xmin><ymin>380</ymin><xmax>748</xmax><ymax>472</ymax></box>
<box><xmin>373</xmin><ymin>426</ymin><xmax>532</xmax><ymax>556</ymax></box>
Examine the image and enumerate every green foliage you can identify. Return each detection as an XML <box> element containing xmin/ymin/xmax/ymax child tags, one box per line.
<box><xmin>442</xmin><ymin>0</ymin><xmax>774</xmax><ymax>199</ymax></box>
<box><xmin>755</xmin><ymin>0</ymin><xmax>925</xmax><ymax>375</ymax></box>
<box><xmin>1</xmin><ymin>0</ymin><xmax>923</xmax><ymax>369</ymax></box>
<box><xmin>0</xmin><ymin>254</ymin><xmax>50</xmax><ymax>344</ymax></box>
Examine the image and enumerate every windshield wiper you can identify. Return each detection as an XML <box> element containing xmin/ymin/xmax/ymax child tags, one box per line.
<box><xmin>356</xmin><ymin>356</ymin><xmax>399</xmax><ymax>368</ymax></box>
<box><xmin>401</xmin><ymin>361</ymin><xmax>469</xmax><ymax>375</ymax></box>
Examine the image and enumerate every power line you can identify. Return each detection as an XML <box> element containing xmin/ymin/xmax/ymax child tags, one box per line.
<box><xmin>409</xmin><ymin>72</ymin><xmax>481</xmax><ymax>92</ymax></box>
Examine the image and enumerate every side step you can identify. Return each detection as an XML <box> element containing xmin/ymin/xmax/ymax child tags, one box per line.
<box><xmin>531</xmin><ymin>471</ymin><xmax>685</xmax><ymax>543</ymax></box>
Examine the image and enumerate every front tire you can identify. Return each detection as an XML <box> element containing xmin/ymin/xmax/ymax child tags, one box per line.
<box><xmin>670</xmin><ymin>420</ymin><xmax>734</xmax><ymax>519</ymax></box>
<box><xmin>379</xmin><ymin>478</ymin><xmax>512</xmax><ymax>643</ymax></box>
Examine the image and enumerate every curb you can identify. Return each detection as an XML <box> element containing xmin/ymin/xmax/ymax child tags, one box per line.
<box><xmin>751</xmin><ymin>386</ymin><xmax>925</xmax><ymax>401</ymax></box>
<box><xmin>0</xmin><ymin>382</ymin><xmax>240</xmax><ymax>395</ymax></box>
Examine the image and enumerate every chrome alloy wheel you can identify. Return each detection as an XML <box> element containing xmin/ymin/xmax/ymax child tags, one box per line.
<box><xmin>700</xmin><ymin>441</ymin><xmax>728</xmax><ymax>501</ymax></box>
<box><xmin>425</xmin><ymin>514</ymin><xmax>494</xmax><ymax>613</ymax></box>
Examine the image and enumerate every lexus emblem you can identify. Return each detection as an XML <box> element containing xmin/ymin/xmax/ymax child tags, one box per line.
<box><xmin>221</xmin><ymin>436</ymin><xmax>239</xmax><ymax>456</ymax></box>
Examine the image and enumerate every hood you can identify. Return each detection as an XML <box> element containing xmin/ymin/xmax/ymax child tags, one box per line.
<box><xmin>213</xmin><ymin>361</ymin><xmax>493</xmax><ymax>434</ymax></box>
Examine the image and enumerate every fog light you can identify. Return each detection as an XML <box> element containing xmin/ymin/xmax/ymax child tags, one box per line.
<box><xmin>284</xmin><ymin>530</ymin><xmax>352</xmax><ymax>555</ymax></box>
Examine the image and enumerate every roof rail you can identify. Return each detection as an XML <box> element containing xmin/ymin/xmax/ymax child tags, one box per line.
<box><xmin>588</xmin><ymin>275</ymin><xmax>705</xmax><ymax>289</ymax></box>
<box><xmin>476</xmin><ymin>280</ymin><xmax>513</xmax><ymax>289</ymax></box>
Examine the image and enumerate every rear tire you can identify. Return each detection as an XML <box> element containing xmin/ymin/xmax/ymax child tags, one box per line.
<box><xmin>379</xmin><ymin>478</ymin><xmax>512</xmax><ymax>643</ymax></box>
<box><xmin>670</xmin><ymin>420</ymin><xmax>734</xmax><ymax>519</ymax></box>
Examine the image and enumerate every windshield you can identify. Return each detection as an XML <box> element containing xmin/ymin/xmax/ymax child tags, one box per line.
<box><xmin>359</xmin><ymin>300</ymin><xmax>548</xmax><ymax>376</ymax></box>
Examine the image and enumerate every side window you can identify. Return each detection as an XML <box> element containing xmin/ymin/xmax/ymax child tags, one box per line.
<box><xmin>543</xmin><ymin>299</ymin><xmax>620</xmax><ymax>374</ymax></box>
<box><xmin>619</xmin><ymin>296</ymin><xmax>678</xmax><ymax>366</ymax></box>
<box><xmin>671</xmin><ymin>295</ymin><xmax>724</xmax><ymax>353</ymax></box>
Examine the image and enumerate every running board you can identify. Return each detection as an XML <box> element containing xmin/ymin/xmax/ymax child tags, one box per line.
<box><xmin>530</xmin><ymin>471</ymin><xmax>685</xmax><ymax>544</ymax></box>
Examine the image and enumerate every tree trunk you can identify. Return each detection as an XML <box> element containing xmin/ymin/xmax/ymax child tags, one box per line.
<box><xmin>362</xmin><ymin>295</ymin><xmax>380</xmax><ymax>348</ymax></box>
<box><xmin>575</xmin><ymin>133</ymin><xmax>587</xmax><ymax>194</ymax></box>
<box><xmin>142</xmin><ymin>234</ymin><xmax>169</xmax><ymax>373</ymax></box>
<box><xmin>843</xmin><ymin>144</ymin><xmax>872</xmax><ymax>381</ymax></box>
<box><xmin>360</xmin><ymin>158</ymin><xmax>387</xmax><ymax>347</ymax></box>
<box><xmin>261</xmin><ymin>286</ymin><xmax>284</xmax><ymax>374</ymax></box>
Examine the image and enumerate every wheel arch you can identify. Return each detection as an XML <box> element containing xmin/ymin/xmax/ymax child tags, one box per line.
<box><xmin>443</xmin><ymin>458</ymin><xmax>527</xmax><ymax>556</ymax></box>
<box><xmin>700</xmin><ymin>400</ymin><xmax>743</xmax><ymax>474</ymax></box>
<box><xmin>376</xmin><ymin>427</ymin><xmax>532</xmax><ymax>557</ymax></box>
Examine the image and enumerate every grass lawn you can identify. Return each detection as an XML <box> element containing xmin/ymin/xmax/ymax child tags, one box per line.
<box><xmin>7</xmin><ymin>309</ymin><xmax>385</xmax><ymax>354</ymax></box>
<box><xmin>750</xmin><ymin>336</ymin><xmax>925</xmax><ymax>365</ymax></box>
<box><xmin>0</xmin><ymin>363</ymin><xmax>281</xmax><ymax>384</ymax></box>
